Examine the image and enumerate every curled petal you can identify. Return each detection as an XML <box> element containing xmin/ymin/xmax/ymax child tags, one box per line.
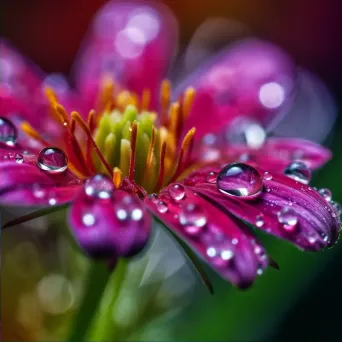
<box><xmin>69</xmin><ymin>188</ymin><xmax>151</xmax><ymax>259</ymax></box>
<box><xmin>176</xmin><ymin>38</ymin><xmax>296</xmax><ymax>141</ymax></box>
<box><xmin>186</xmin><ymin>166</ymin><xmax>340</xmax><ymax>251</ymax></box>
<box><xmin>145</xmin><ymin>185</ymin><xmax>269</xmax><ymax>288</ymax></box>
<box><xmin>73</xmin><ymin>1</ymin><xmax>178</xmax><ymax>107</ymax></box>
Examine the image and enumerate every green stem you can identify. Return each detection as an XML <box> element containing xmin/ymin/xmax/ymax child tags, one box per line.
<box><xmin>67</xmin><ymin>261</ymin><xmax>111</xmax><ymax>342</ymax></box>
<box><xmin>87</xmin><ymin>258</ymin><xmax>129</xmax><ymax>341</ymax></box>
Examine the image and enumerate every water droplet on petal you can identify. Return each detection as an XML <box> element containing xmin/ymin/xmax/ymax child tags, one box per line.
<box><xmin>255</xmin><ymin>214</ymin><xmax>264</xmax><ymax>228</ymax></box>
<box><xmin>331</xmin><ymin>201</ymin><xmax>342</xmax><ymax>217</ymax></box>
<box><xmin>263</xmin><ymin>172</ymin><xmax>272</xmax><ymax>180</ymax></box>
<box><xmin>85</xmin><ymin>174</ymin><xmax>114</xmax><ymax>199</ymax></box>
<box><xmin>157</xmin><ymin>200</ymin><xmax>168</xmax><ymax>213</ymax></box>
<box><xmin>38</xmin><ymin>147</ymin><xmax>68</xmax><ymax>173</ymax></box>
<box><xmin>0</xmin><ymin>116</ymin><xmax>17</xmax><ymax>146</ymax></box>
<box><xmin>206</xmin><ymin>171</ymin><xmax>218</xmax><ymax>183</ymax></box>
<box><xmin>49</xmin><ymin>198</ymin><xmax>57</xmax><ymax>206</ymax></box>
<box><xmin>217</xmin><ymin>163</ymin><xmax>263</xmax><ymax>198</ymax></box>
<box><xmin>206</xmin><ymin>242</ymin><xmax>234</xmax><ymax>268</ymax></box>
<box><xmin>284</xmin><ymin>161</ymin><xmax>311</xmax><ymax>184</ymax></box>
<box><xmin>179</xmin><ymin>203</ymin><xmax>207</xmax><ymax>236</ymax></box>
<box><xmin>318</xmin><ymin>188</ymin><xmax>332</xmax><ymax>202</ymax></box>
<box><xmin>15</xmin><ymin>153</ymin><xmax>23</xmax><ymax>164</ymax></box>
<box><xmin>148</xmin><ymin>193</ymin><xmax>159</xmax><ymax>203</ymax></box>
<box><xmin>82</xmin><ymin>213</ymin><xmax>96</xmax><ymax>226</ymax></box>
<box><xmin>277</xmin><ymin>207</ymin><xmax>298</xmax><ymax>231</ymax></box>
<box><xmin>169</xmin><ymin>183</ymin><xmax>185</xmax><ymax>201</ymax></box>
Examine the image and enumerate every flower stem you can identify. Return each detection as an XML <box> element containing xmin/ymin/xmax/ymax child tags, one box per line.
<box><xmin>87</xmin><ymin>258</ymin><xmax>129</xmax><ymax>341</ymax></box>
<box><xmin>67</xmin><ymin>260</ymin><xmax>111</xmax><ymax>342</ymax></box>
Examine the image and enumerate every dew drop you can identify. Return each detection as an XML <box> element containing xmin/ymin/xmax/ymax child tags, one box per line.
<box><xmin>85</xmin><ymin>174</ymin><xmax>114</xmax><ymax>199</ymax></box>
<box><xmin>169</xmin><ymin>183</ymin><xmax>185</xmax><ymax>201</ymax></box>
<box><xmin>179</xmin><ymin>203</ymin><xmax>207</xmax><ymax>236</ymax></box>
<box><xmin>318</xmin><ymin>188</ymin><xmax>332</xmax><ymax>202</ymax></box>
<box><xmin>206</xmin><ymin>171</ymin><xmax>218</xmax><ymax>184</ymax></box>
<box><xmin>331</xmin><ymin>201</ymin><xmax>342</xmax><ymax>217</ymax></box>
<box><xmin>82</xmin><ymin>213</ymin><xmax>96</xmax><ymax>226</ymax></box>
<box><xmin>284</xmin><ymin>161</ymin><xmax>311</xmax><ymax>184</ymax></box>
<box><xmin>217</xmin><ymin>163</ymin><xmax>263</xmax><ymax>198</ymax></box>
<box><xmin>277</xmin><ymin>207</ymin><xmax>298</xmax><ymax>231</ymax></box>
<box><xmin>148</xmin><ymin>193</ymin><xmax>159</xmax><ymax>203</ymax></box>
<box><xmin>206</xmin><ymin>244</ymin><xmax>234</xmax><ymax>268</ymax></box>
<box><xmin>263</xmin><ymin>171</ymin><xmax>272</xmax><ymax>181</ymax></box>
<box><xmin>156</xmin><ymin>200</ymin><xmax>168</xmax><ymax>213</ymax></box>
<box><xmin>49</xmin><ymin>198</ymin><xmax>57</xmax><ymax>206</ymax></box>
<box><xmin>0</xmin><ymin>116</ymin><xmax>17</xmax><ymax>146</ymax></box>
<box><xmin>38</xmin><ymin>147</ymin><xmax>68</xmax><ymax>173</ymax></box>
<box><xmin>255</xmin><ymin>214</ymin><xmax>264</xmax><ymax>228</ymax></box>
<box><xmin>15</xmin><ymin>153</ymin><xmax>23</xmax><ymax>164</ymax></box>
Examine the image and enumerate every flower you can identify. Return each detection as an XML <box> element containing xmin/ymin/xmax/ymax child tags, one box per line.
<box><xmin>0</xmin><ymin>1</ymin><xmax>340</xmax><ymax>289</ymax></box>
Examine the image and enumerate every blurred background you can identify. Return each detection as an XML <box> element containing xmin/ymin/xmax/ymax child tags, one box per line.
<box><xmin>1</xmin><ymin>0</ymin><xmax>342</xmax><ymax>341</ymax></box>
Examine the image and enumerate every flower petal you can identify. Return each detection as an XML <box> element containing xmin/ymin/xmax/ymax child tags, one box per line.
<box><xmin>73</xmin><ymin>1</ymin><xmax>178</xmax><ymax>108</ymax></box>
<box><xmin>176</xmin><ymin>38</ymin><xmax>296</xmax><ymax>141</ymax></box>
<box><xmin>184</xmin><ymin>166</ymin><xmax>340</xmax><ymax>252</ymax></box>
<box><xmin>69</xmin><ymin>187</ymin><xmax>151</xmax><ymax>259</ymax></box>
<box><xmin>145</xmin><ymin>185</ymin><xmax>269</xmax><ymax>288</ymax></box>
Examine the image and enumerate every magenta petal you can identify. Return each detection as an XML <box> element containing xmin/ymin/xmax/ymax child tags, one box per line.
<box><xmin>187</xmin><ymin>166</ymin><xmax>340</xmax><ymax>251</ymax></box>
<box><xmin>145</xmin><ymin>185</ymin><xmax>269</xmax><ymax>288</ymax></box>
<box><xmin>73</xmin><ymin>1</ymin><xmax>178</xmax><ymax>108</ymax></box>
<box><xmin>69</xmin><ymin>187</ymin><xmax>151</xmax><ymax>259</ymax></box>
<box><xmin>176</xmin><ymin>38</ymin><xmax>296</xmax><ymax>141</ymax></box>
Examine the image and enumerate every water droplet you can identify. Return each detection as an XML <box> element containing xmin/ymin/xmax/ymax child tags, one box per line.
<box><xmin>0</xmin><ymin>116</ymin><xmax>17</xmax><ymax>146</ymax></box>
<box><xmin>38</xmin><ymin>147</ymin><xmax>68</xmax><ymax>173</ymax></box>
<box><xmin>82</xmin><ymin>213</ymin><xmax>96</xmax><ymax>226</ymax></box>
<box><xmin>206</xmin><ymin>171</ymin><xmax>218</xmax><ymax>184</ymax></box>
<box><xmin>284</xmin><ymin>161</ymin><xmax>311</xmax><ymax>184</ymax></box>
<box><xmin>179</xmin><ymin>203</ymin><xmax>207</xmax><ymax>236</ymax></box>
<box><xmin>232</xmin><ymin>238</ymin><xmax>239</xmax><ymax>245</ymax></box>
<box><xmin>217</xmin><ymin>163</ymin><xmax>263</xmax><ymax>198</ymax></box>
<box><xmin>257</xmin><ymin>267</ymin><xmax>264</xmax><ymax>275</ymax></box>
<box><xmin>85</xmin><ymin>174</ymin><xmax>114</xmax><ymax>199</ymax></box>
<box><xmin>148</xmin><ymin>193</ymin><xmax>159</xmax><ymax>203</ymax></box>
<box><xmin>15</xmin><ymin>153</ymin><xmax>23</xmax><ymax>164</ymax></box>
<box><xmin>263</xmin><ymin>172</ymin><xmax>272</xmax><ymax>180</ymax></box>
<box><xmin>277</xmin><ymin>207</ymin><xmax>298</xmax><ymax>231</ymax></box>
<box><xmin>157</xmin><ymin>200</ymin><xmax>168</xmax><ymax>213</ymax></box>
<box><xmin>226</xmin><ymin>117</ymin><xmax>266</xmax><ymax>149</ymax></box>
<box><xmin>331</xmin><ymin>201</ymin><xmax>342</xmax><ymax>217</ymax></box>
<box><xmin>318</xmin><ymin>188</ymin><xmax>332</xmax><ymax>202</ymax></box>
<box><xmin>255</xmin><ymin>214</ymin><xmax>264</xmax><ymax>228</ymax></box>
<box><xmin>49</xmin><ymin>198</ymin><xmax>57</xmax><ymax>206</ymax></box>
<box><xmin>206</xmin><ymin>244</ymin><xmax>234</xmax><ymax>267</ymax></box>
<box><xmin>169</xmin><ymin>183</ymin><xmax>185</xmax><ymax>201</ymax></box>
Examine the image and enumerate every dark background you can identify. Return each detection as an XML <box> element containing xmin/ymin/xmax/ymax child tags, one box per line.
<box><xmin>1</xmin><ymin>0</ymin><xmax>341</xmax><ymax>340</ymax></box>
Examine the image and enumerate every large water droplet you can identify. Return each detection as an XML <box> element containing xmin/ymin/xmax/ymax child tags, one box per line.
<box><xmin>38</xmin><ymin>147</ymin><xmax>68</xmax><ymax>173</ymax></box>
<box><xmin>85</xmin><ymin>174</ymin><xmax>114</xmax><ymax>199</ymax></box>
<box><xmin>206</xmin><ymin>171</ymin><xmax>218</xmax><ymax>184</ymax></box>
<box><xmin>318</xmin><ymin>188</ymin><xmax>332</xmax><ymax>202</ymax></box>
<box><xmin>169</xmin><ymin>184</ymin><xmax>185</xmax><ymax>201</ymax></box>
<box><xmin>0</xmin><ymin>117</ymin><xmax>17</xmax><ymax>146</ymax></box>
<box><xmin>217</xmin><ymin>163</ymin><xmax>263</xmax><ymax>198</ymax></box>
<box><xmin>179</xmin><ymin>203</ymin><xmax>207</xmax><ymax>236</ymax></box>
<box><xmin>277</xmin><ymin>207</ymin><xmax>298</xmax><ymax>232</ymax></box>
<box><xmin>284</xmin><ymin>161</ymin><xmax>311</xmax><ymax>184</ymax></box>
<box><xmin>157</xmin><ymin>200</ymin><xmax>168</xmax><ymax>213</ymax></box>
<box><xmin>226</xmin><ymin>117</ymin><xmax>266</xmax><ymax>149</ymax></box>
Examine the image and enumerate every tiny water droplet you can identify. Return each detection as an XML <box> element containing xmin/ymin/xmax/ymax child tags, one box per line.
<box><xmin>15</xmin><ymin>153</ymin><xmax>23</xmax><ymax>164</ymax></box>
<box><xmin>179</xmin><ymin>203</ymin><xmax>207</xmax><ymax>236</ymax></box>
<box><xmin>257</xmin><ymin>268</ymin><xmax>263</xmax><ymax>275</ymax></box>
<box><xmin>85</xmin><ymin>174</ymin><xmax>114</xmax><ymax>199</ymax></box>
<box><xmin>206</xmin><ymin>171</ymin><xmax>218</xmax><ymax>184</ymax></box>
<box><xmin>169</xmin><ymin>183</ymin><xmax>185</xmax><ymax>200</ymax></box>
<box><xmin>217</xmin><ymin>163</ymin><xmax>263</xmax><ymax>198</ymax></box>
<box><xmin>232</xmin><ymin>238</ymin><xmax>238</xmax><ymax>245</ymax></box>
<box><xmin>284</xmin><ymin>161</ymin><xmax>311</xmax><ymax>184</ymax></box>
<box><xmin>206</xmin><ymin>243</ymin><xmax>234</xmax><ymax>268</ymax></box>
<box><xmin>148</xmin><ymin>193</ymin><xmax>159</xmax><ymax>203</ymax></box>
<box><xmin>255</xmin><ymin>214</ymin><xmax>264</xmax><ymax>228</ymax></box>
<box><xmin>318</xmin><ymin>188</ymin><xmax>332</xmax><ymax>202</ymax></box>
<box><xmin>277</xmin><ymin>207</ymin><xmax>298</xmax><ymax>231</ymax></box>
<box><xmin>0</xmin><ymin>116</ymin><xmax>17</xmax><ymax>146</ymax></box>
<box><xmin>49</xmin><ymin>198</ymin><xmax>57</xmax><ymax>206</ymax></box>
<box><xmin>82</xmin><ymin>213</ymin><xmax>96</xmax><ymax>226</ymax></box>
<box><xmin>331</xmin><ymin>201</ymin><xmax>342</xmax><ymax>217</ymax></box>
<box><xmin>157</xmin><ymin>200</ymin><xmax>168</xmax><ymax>213</ymax></box>
<box><xmin>38</xmin><ymin>147</ymin><xmax>68</xmax><ymax>173</ymax></box>
<box><xmin>263</xmin><ymin>172</ymin><xmax>272</xmax><ymax>180</ymax></box>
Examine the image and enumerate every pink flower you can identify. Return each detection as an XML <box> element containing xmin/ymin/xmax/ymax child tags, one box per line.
<box><xmin>0</xmin><ymin>1</ymin><xmax>340</xmax><ymax>289</ymax></box>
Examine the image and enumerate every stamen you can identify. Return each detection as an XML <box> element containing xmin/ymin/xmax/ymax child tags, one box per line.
<box><xmin>129</xmin><ymin>121</ymin><xmax>138</xmax><ymax>181</ymax></box>
<box><xmin>145</xmin><ymin>127</ymin><xmax>155</xmax><ymax>171</ymax></box>
<box><xmin>71</xmin><ymin>111</ymin><xmax>113</xmax><ymax>177</ymax></box>
<box><xmin>170</xmin><ymin>128</ymin><xmax>196</xmax><ymax>183</ymax></box>
<box><xmin>183</xmin><ymin>87</ymin><xmax>196</xmax><ymax>118</ymax></box>
<box><xmin>154</xmin><ymin>141</ymin><xmax>167</xmax><ymax>192</ymax></box>
<box><xmin>168</xmin><ymin>102</ymin><xmax>181</xmax><ymax>141</ymax></box>
<box><xmin>113</xmin><ymin>167</ymin><xmax>122</xmax><ymax>188</ymax></box>
<box><xmin>54</xmin><ymin>104</ymin><xmax>70</xmax><ymax>125</ymax></box>
<box><xmin>44</xmin><ymin>87</ymin><xmax>58</xmax><ymax>105</ymax></box>
<box><xmin>141</xmin><ymin>88</ymin><xmax>151</xmax><ymax>111</ymax></box>
<box><xmin>97</xmin><ymin>77</ymin><xmax>115</xmax><ymax>113</ymax></box>
<box><xmin>116</xmin><ymin>91</ymin><xmax>138</xmax><ymax>110</ymax></box>
<box><xmin>88</xmin><ymin>110</ymin><xmax>96</xmax><ymax>132</ymax></box>
<box><xmin>21</xmin><ymin>122</ymin><xmax>50</xmax><ymax>146</ymax></box>
<box><xmin>160</xmin><ymin>79</ymin><xmax>171</xmax><ymax>124</ymax></box>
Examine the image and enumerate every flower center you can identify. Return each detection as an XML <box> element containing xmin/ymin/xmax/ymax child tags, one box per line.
<box><xmin>20</xmin><ymin>78</ymin><xmax>196</xmax><ymax>193</ymax></box>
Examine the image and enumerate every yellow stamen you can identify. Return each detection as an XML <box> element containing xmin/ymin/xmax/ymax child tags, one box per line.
<box><xmin>154</xmin><ymin>141</ymin><xmax>167</xmax><ymax>192</ymax></box>
<box><xmin>113</xmin><ymin>167</ymin><xmax>122</xmax><ymax>188</ymax></box>
<box><xmin>116</xmin><ymin>91</ymin><xmax>138</xmax><ymax>110</ymax></box>
<box><xmin>20</xmin><ymin>122</ymin><xmax>50</xmax><ymax>146</ymax></box>
<box><xmin>141</xmin><ymin>88</ymin><xmax>151</xmax><ymax>111</ymax></box>
<box><xmin>97</xmin><ymin>76</ymin><xmax>115</xmax><ymax>112</ymax></box>
<box><xmin>88</xmin><ymin>109</ymin><xmax>96</xmax><ymax>132</ymax></box>
<box><xmin>183</xmin><ymin>87</ymin><xmax>196</xmax><ymax>118</ymax></box>
<box><xmin>160</xmin><ymin>79</ymin><xmax>171</xmax><ymax>121</ymax></box>
<box><xmin>168</xmin><ymin>102</ymin><xmax>181</xmax><ymax>140</ymax></box>
<box><xmin>129</xmin><ymin>121</ymin><xmax>138</xmax><ymax>181</ymax></box>
<box><xmin>44</xmin><ymin>87</ymin><xmax>58</xmax><ymax>105</ymax></box>
<box><xmin>54</xmin><ymin>104</ymin><xmax>70</xmax><ymax>125</ymax></box>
